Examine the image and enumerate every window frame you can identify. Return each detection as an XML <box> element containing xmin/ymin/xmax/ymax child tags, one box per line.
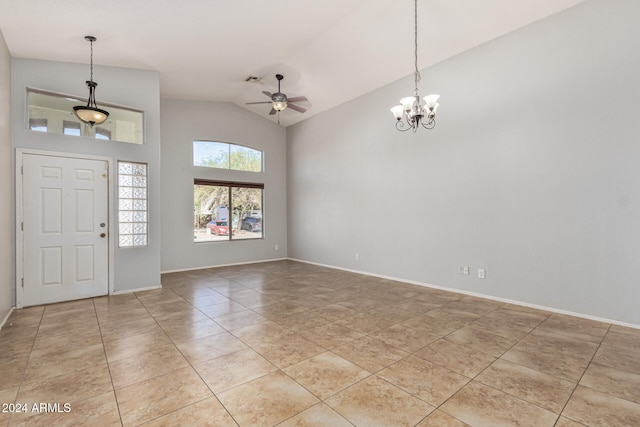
<box><xmin>194</xmin><ymin>179</ymin><xmax>264</xmax><ymax>243</ymax></box>
<box><xmin>95</xmin><ymin>127</ymin><xmax>112</xmax><ymax>140</ymax></box>
<box><xmin>26</xmin><ymin>87</ymin><xmax>145</xmax><ymax>144</ymax></box>
<box><xmin>193</xmin><ymin>140</ymin><xmax>263</xmax><ymax>173</ymax></box>
<box><xmin>62</xmin><ymin>120</ymin><xmax>81</xmax><ymax>136</ymax></box>
<box><xmin>28</xmin><ymin>118</ymin><xmax>47</xmax><ymax>132</ymax></box>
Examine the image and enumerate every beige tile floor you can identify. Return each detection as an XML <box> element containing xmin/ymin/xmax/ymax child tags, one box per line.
<box><xmin>1</xmin><ymin>260</ymin><xmax>640</xmax><ymax>426</ymax></box>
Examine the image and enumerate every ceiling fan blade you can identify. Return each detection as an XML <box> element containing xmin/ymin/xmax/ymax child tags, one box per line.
<box><xmin>246</xmin><ymin>101</ymin><xmax>272</xmax><ymax>105</ymax></box>
<box><xmin>287</xmin><ymin>96</ymin><xmax>308</xmax><ymax>103</ymax></box>
<box><xmin>262</xmin><ymin>91</ymin><xmax>273</xmax><ymax>98</ymax></box>
<box><xmin>269</xmin><ymin>108</ymin><xmax>277</xmax><ymax>115</ymax></box>
<box><xmin>287</xmin><ymin>103</ymin><xmax>307</xmax><ymax>113</ymax></box>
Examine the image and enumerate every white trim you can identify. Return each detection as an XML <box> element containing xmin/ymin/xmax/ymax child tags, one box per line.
<box><xmin>111</xmin><ymin>284</ymin><xmax>162</xmax><ymax>295</ymax></box>
<box><xmin>15</xmin><ymin>148</ymin><xmax>115</xmax><ymax>308</ymax></box>
<box><xmin>0</xmin><ymin>307</ymin><xmax>15</xmax><ymax>330</ymax></box>
<box><xmin>161</xmin><ymin>257</ymin><xmax>288</xmax><ymax>274</ymax></box>
<box><xmin>288</xmin><ymin>257</ymin><xmax>640</xmax><ymax>330</ymax></box>
<box><xmin>15</xmin><ymin>149</ymin><xmax>22</xmax><ymax>308</ymax></box>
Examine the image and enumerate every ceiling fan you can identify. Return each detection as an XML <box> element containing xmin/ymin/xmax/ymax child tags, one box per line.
<box><xmin>246</xmin><ymin>74</ymin><xmax>308</xmax><ymax>119</ymax></box>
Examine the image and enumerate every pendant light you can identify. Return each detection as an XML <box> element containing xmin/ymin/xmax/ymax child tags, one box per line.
<box><xmin>73</xmin><ymin>36</ymin><xmax>109</xmax><ymax>126</ymax></box>
<box><xmin>390</xmin><ymin>0</ymin><xmax>440</xmax><ymax>132</ymax></box>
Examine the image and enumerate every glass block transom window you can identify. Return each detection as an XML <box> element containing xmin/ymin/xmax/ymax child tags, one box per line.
<box><xmin>118</xmin><ymin>161</ymin><xmax>148</xmax><ymax>247</ymax></box>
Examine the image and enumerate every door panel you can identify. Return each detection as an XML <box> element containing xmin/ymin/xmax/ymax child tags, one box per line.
<box><xmin>75</xmin><ymin>245</ymin><xmax>95</xmax><ymax>282</ymax></box>
<box><xmin>75</xmin><ymin>189</ymin><xmax>95</xmax><ymax>232</ymax></box>
<box><xmin>41</xmin><ymin>247</ymin><xmax>62</xmax><ymax>286</ymax></box>
<box><xmin>41</xmin><ymin>187</ymin><xmax>62</xmax><ymax>233</ymax></box>
<box><xmin>22</xmin><ymin>154</ymin><xmax>109</xmax><ymax>306</ymax></box>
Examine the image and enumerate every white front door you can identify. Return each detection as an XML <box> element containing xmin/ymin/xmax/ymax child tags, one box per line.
<box><xmin>22</xmin><ymin>153</ymin><xmax>109</xmax><ymax>306</ymax></box>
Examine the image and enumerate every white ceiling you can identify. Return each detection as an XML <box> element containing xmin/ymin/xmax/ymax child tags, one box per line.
<box><xmin>0</xmin><ymin>0</ymin><xmax>585</xmax><ymax>127</ymax></box>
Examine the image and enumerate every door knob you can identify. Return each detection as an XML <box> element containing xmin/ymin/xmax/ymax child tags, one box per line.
<box><xmin>100</xmin><ymin>233</ymin><xmax>106</xmax><ymax>238</ymax></box>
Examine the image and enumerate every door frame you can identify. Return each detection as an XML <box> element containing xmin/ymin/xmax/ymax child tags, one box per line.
<box><xmin>15</xmin><ymin>148</ymin><xmax>115</xmax><ymax>308</ymax></box>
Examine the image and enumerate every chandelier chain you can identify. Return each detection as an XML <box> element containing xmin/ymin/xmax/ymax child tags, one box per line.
<box><xmin>414</xmin><ymin>0</ymin><xmax>421</xmax><ymax>89</ymax></box>
<box><xmin>390</xmin><ymin>0</ymin><xmax>439</xmax><ymax>131</ymax></box>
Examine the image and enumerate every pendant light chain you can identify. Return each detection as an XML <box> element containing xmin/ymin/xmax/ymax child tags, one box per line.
<box><xmin>73</xmin><ymin>35</ymin><xmax>109</xmax><ymax>126</ymax></box>
<box><xmin>89</xmin><ymin>38</ymin><xmax>94</xmax><ymax>83</ymax></box>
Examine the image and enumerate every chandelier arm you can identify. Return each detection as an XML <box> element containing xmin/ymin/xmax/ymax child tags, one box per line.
<box><xmin>395</xmin><ymin>120</ymin><xmax>414</xmax><ymax>132</ymax></box>
<box><xmin>420</xmin><ymin>118</ymin><xmax>436</xmax><ymax>130</ymax></box>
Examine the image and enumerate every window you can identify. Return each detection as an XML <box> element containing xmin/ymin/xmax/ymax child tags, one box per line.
<box><xmin>194</xmin><ymin>180</ymin><xmax>263</xmax><ymax>242</ymax></box>
<box><xmin>63</xmin><ymin>120</ymin><xmax>81</xmax><ymax>136</ymax></box>
<box><xmin>118</xmin><ymin>161</ymin><xmax>148</xmax><ymax>247</ymax></box>
<box><xmin>95</xmin><ymin>127</ymin><xmax>111</xmax><ymax>140</ymax></box>
<box><xmin>27</xmin><ymin>88</ymin><xmax>144</xmax><ymax>144</ymax></box>
<box><xmin>29</xmin><ymin>118</ymin><xmax>47</xmax><ymax>132</ymax></box>
<box><xmin>193</xmin><ymin>140</ymin><xmax>262</xmax><ymax>172</ymax></box>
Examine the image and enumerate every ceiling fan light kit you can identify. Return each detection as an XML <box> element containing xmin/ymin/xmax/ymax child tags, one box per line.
<box><xmin>391</xmin><ymin>0</ymin><xmax>440</xmax><ymax>132</ymax></box>
<box><xmin>73</xmin><ymin>35</ymin><xmax>109</xmax><ymax>126</ymax></box>
<box><xmin>272</xmin><ymin>102</ymin><xmax>287</xmax><ymax>111</ymax></box>
<box><xmin>246</xmin><ymin>74</ymin><xmax>308</xmax><ymax>123</ymax></box>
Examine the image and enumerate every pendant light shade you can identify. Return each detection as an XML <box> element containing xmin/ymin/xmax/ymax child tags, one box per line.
<box><xmin>74</xmin><ymin>36</ymin><xmax>109</xmax><ymax>126</ymax></box>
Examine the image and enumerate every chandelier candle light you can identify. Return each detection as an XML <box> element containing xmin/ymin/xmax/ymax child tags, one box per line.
<box><xmin>73</xmin><ymin>36</ymin><xmax>109</xmax><ymax>126</ymax></box>
<box><xmin>391</xmin><ymin>0</ymin><xmax>440</xmax><ymax>132</ymax></box>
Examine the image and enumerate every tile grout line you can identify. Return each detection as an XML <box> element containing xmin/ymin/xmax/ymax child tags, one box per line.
<box><xmin>553</xmin><ymin>322</ymin><xmax>613</xmax><ymax>425</ymax></box>
<box><xmin>389</xmin><ymin>303</ymin><xmax>556</xmax><ymax>425</ymax></box>
<box><xmin>149</xmin><ymin>278</ymin><xmax>247</xmax><ymax>427</ymax></box>
<box><xmin>93</xmin><ymin>297</ymin><xmax>125</xmax><ymax>427</ymax></box>
<box><xmin>9</xmin><ymin>262</ymin><xmax>637</xmax><ymax>426</ymax></box>
<box><xmin>5</xmin><ymin>305</ymin><xmax>45</xmax><ymax>427</ymax></box>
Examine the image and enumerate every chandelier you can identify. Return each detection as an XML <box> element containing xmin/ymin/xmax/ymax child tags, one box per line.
<box><xmin>73</xmin><ymin>36</ymin><xmax>109</xmax><ymax>126</ymax></box>
<box><xmin>390</xmin><ymin>0</ymin><xmax>440</xmax><ymax>132</ymax></box>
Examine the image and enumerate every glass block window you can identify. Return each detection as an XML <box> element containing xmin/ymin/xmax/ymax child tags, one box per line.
<box><xmin>118</xmin><ymin>161</ymin><xmax>148</xmax><ymax>247</ymax></box>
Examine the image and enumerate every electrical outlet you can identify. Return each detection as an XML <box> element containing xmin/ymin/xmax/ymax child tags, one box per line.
<box><xmin>355</xmin><ymin>253</ymin><xmax>360</xmax><ymax>261</ymax></box>
<box><xmin>463</xmin><ymin>266</ymin><xmax>470</xmax><ymax>275</ymax></box>
<box><xmin>478</xmin><ymin>268</ymin><xmax>486</xmax><ymax>279</ymax></box>
<box><xmin>274</xmin><ymin>244</ymin><xmax>279</xmax><ymax>250</ymax></box>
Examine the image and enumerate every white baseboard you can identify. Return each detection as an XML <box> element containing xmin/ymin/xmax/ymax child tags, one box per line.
<box><xmin>111</xmin><ymin>284</ymin><xmax>162</xmax><ymax>295</ymax></box>
<box><xmin>288</xmin><ymin>257</ymin><xmax>640</xmax><ymax>330</ymax></box>
<box><xmin>0</xmin><ymin>306</ymin><xmax>15</xmax><ymax>330</ymax></box>
<box><xmin>161</xmin><ymin>257</ymin><xmax>289</xmax><ymax>274</ymax></box>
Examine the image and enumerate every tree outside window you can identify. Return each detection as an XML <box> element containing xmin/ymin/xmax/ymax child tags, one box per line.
<box><xmin>193</xmin><ymin>141</ymin><xmax>262</xmax><ymax>172</ymax></box>
<box><xmin>194</xmin><ymin>181</ymin><xmax>263</xmax><ymax>242</ymax></box>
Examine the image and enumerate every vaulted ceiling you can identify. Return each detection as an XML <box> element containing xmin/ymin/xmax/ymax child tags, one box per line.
<box><xmin>0</xmin><ymin>0</ymin><xmax>585</xmax><ymax>127</ymax></box>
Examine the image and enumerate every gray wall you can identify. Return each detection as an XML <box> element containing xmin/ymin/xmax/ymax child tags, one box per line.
<box><xmin>11</xmin><ymin>58</ymin><xmax>162</xmax><ymax>293</ymax></box>
<box><xmin>287</xmin><ymin>0</ymin><xmax>640</xmax><ymax>325</ymax></box>
<box><xmin>0</xmin><ymin>30</ymin><xmax>13</xmax><ymax>325</ymax></box>
<box><xmin>160</xmin><ymin>99</ymin><xmax>287</xmax><ymax>272</ymax></box>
